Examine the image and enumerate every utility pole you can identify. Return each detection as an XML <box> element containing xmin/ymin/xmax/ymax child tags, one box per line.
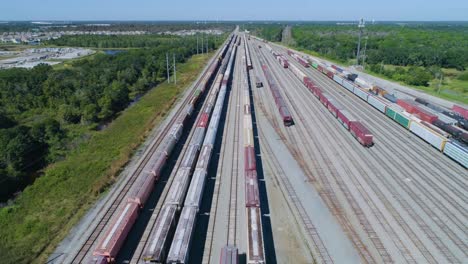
<box><xmin>166</xmin><ymin>53</ymin><xmax>170</xmax><ymax>83</ymax></box>
<box><xmin>356</xmin><ymin>18</ymin><xmax>365</xmax><ymax>65</ymax></box>
<box><xmin>196</xmin><ymin>34</ymin><xmax>199</xmax><ymax>54</ymax></box>
<box><xmin>173</xmin><ymin>54</ymin><xmax>177</xmax><ymax>85</ymax></box>
<box><xmin>201</xmin><ymin>34</ymin><xmax>204</xmax><ymax>54</ymax></box>
<box><xmin>437</xmin><ymin>72</ymin><xmax>443</xmax><ymax>94</ymax></box>
<box><xmin>206</xmin><ymin>34</ymin><xmax>208</xmax><ymax>53</ymax></box>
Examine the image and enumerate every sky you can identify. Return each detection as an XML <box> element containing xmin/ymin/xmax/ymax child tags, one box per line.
<box><xmin>1</xmin><ymin>0</ymin><xmax>467</xmax><ymax>21</ymax></box>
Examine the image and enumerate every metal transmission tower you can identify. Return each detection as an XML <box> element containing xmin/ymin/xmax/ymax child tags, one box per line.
<box><xmin>166</xmin><ymin>53</ymin><xmax>177</xmax><ymax>84</ymax></box>
<box><xmin>356</xmin><ymin>18</ymin><xmax>365</xmax><ymax>65</ymax></box>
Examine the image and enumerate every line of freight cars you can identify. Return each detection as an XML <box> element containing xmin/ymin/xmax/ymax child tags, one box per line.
<box><xmin>166</xmin><ymin>42</ymin><xmax>238</xmax><ymax>264</ymax></box>
<box><xmin>286</xmin><ymin>58</ymin><xmax>374</xmax><ymax>147</ymax></box>
<box><xmin>243</xmin><ymin>49</ymin><xmax>266</xmax><ymax>264</ymax></box>
<box><xmin>289</xmin><ymin>50</ymin><xmax>468</xmax><ymax>168</ymax></box>
<box><xmin>254</xmin><ymin>44</ymin><xmax>293</xmax><ymax>126</ymax></box>
<box><xmin>244</xmin><ymin>35</ymin><xmax>253</xmax><ymax>70</ymax></box>
<box><xmin>141</xmin><ymin>41</ymin><xmax>237</xmax><ymax>264</ymax></box>
<box><xmin>91</xmin><ymin>35</ymin><xmax>235</xmax><ymax>264</ymax></box>
<box><xmin>264</xmin><ymin>44</ymin><xmax>289</xmax><ymax>68</ymax></box>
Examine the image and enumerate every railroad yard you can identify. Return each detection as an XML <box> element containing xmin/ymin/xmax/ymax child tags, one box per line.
<box><xmin>49</xmin><ymin>28</ymin><xmax>467</xmax><ymax>264</ymax></box>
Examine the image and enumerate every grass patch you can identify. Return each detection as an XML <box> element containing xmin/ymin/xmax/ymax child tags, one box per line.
<box><xmin>0</xmin><ymin>52</ymin><xmax>213</xmax><ymax>264</ymax></box>
<box><xmin>281</xmin><ymin>43</ymin><xmax>353</xmax><ymax>66</ymax></box>
<box><xmin>365</xmin><ymin>67</ymin><xmax>468</xmax><ymax>105</ymax></box>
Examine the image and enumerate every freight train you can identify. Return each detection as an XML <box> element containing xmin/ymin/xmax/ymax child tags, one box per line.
<box><xmin>296</xmin><ymin>49</ymin><xmax>468</xmax><ymax>168</ymax></box>
<box><xmin>91</xmin><ymin>35</ymin><xmax>235</xmax><ymax>264</ymax></box>
<box><xmin>141</xmin><ymin>39</ymin><xmax>237</xmax><ymax>264</ymax></box>
<box><xmin>286</xmin><ymin>58</ymin><xmax>374</xmax><ymax>147</ymax></box>
<box><xmin>244</xmin><ymin>35</ymin><xmax>253</xmax><ymax>70</ymax></box>
<box><xmin>242</xmin><ymin>41</ymin><xmax>266</xmax><ymax>264</ymax></box>
<box><xmin>254</xmin><ymin>45</ymin><xmax>294</xmax><ymax>127</ymax></box>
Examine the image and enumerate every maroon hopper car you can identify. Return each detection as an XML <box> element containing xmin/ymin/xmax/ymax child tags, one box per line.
<box><xmin>244</xmin><ymin>146</ymin><xmax>256</xmax><ymax>171</ymax></box>
<box><xmin>93</xmin><ymin>203</ymin><xmax>140</xmax><ymax>262</ymax></box>
<box><xmin>279</xmin><ymin>106</ymin><xmax>294</xmax><ymax>126</ymax></box>
<box><xmin>245</xmin><ymin>170</ymin><xmax>260</xmax><ymax>207</ymax></box>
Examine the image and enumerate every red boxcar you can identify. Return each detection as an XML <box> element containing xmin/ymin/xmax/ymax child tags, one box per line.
<box><xmin>397</xmin><ymin>99</ymin><xmax>437</xmax><ymax>123</ymax></box>
<box><xmin>453</xmin><ymin>105</ymin><xmax>468</xmax><ymax>119</ymax></box>
<box><xmin>245</xmin><ymin>170</ymin><xmax>260</xmax><ymax>207</ymax></box>
<box><xmin>319</xmin><ymin>92</ymin><xmax>329</xmax><ymax>106</ymax></box>
<box><xmin>337</xmin><ymin>109</ymin><xmax>356</xmax><ymax>130</ymax></box>
<box><xmin>326</xmin><ymin>71</ymin><xmax>334</xmax><ymax>79</ymax></box>
<box><xmin>327</xmin><ymin>99</ymin><xmax>343</xmax><ymax>117</ymax></box>
<box><xmin>93</xmin><ymin>202</ymin><xmax>140</xmax><ymax>262</ymax></box>
<box><xmin>298</xmin><ymin>57</ymin><xmax>310</xmax><ymax>67</ymax></box>
<box><xmin>317</xmin><ymin>65</ymin><xmax>323</xmax><ymax>72</ymax></box>
<box><xmin>397</xmin><ymin>99</ymin><xmax>417</xmax><ymax>113</ymax></box>
<box><xmin>244</xmin><ymin>146</ymin><xmax>256</xmax><ymax>171</ymax></box>
<box><xmin>349</xmin><ymin>121</ymin><xmax>374</xmax><ymax>147</ymax></box>
<box><xmin>413</xmin><ymin>108</ymin><xmax>438</xmax><ymax>123</ymax></box>
<box><xmin>314</xmin><ymin>86</ymin><xmax>322</xmax><ymax>99</ymax></box>
<box><xmin>197</xmin><ymin>113</ymin><xmax>210</xmax><ymax>127</ymax></box>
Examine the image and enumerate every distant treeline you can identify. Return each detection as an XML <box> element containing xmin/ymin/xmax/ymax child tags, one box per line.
<box><xmin>0</xmin><ymin>22</ymin><xmax>235</xmax><ymax>33</ymax></box>
<box><xmin>0</xmin><ymin>34</ymin><xmax>224</xmax><ymax>201</ymax></box>
<box><xmin>245</xmin><ymin>25</ymin><xmax>283</xmax><ymax>42</ymax></box>
<box><xmin>290</xmin><ymin>24</ymin><xmax>468</xmax><ymax>70</ymax></box>
<box><xmin>247</xmin><ymin>23</ymin><xmax>468</xmax><ymax>88</ymax></box>
<box><xmin>45</xmin><ymin>34</ymin><xmax>223</xmax><ymax>48</ymax></box>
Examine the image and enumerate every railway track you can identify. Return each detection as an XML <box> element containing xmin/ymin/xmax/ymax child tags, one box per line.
<box><xmin>70</xmin><ymin>46</ymin><xmax>224</xmax><ymax>264</ymax></box>
<box><xmin>254</xmin><ymin>43</ymin><xmax>384</xmax><ymax>263</ymax></box>
<box><xmin>272</xmin><ymin>43</ymin><xmax>466</xmax><ymax>262</ymax></box>
<box><xmin>250</xmin><ymin>41</ymin><xmax>335</xmax><ymax>264</ymax></box>
<box><xmin>294</xmin><ymin>57</ymin><xmax>468</xmax><ymax>248</ymax></box>
<box><xmin>226</xmin><ymin>45</ymin><xmax>242</xmax><ymax>246</ymax></box>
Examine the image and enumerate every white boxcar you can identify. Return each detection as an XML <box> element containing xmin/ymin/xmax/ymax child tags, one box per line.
<box><xmin>290</xmin><ymin>63</ymin><xmax>306</xmax><ymax>81</ymax></box>
<box><xmin>443</xmin><ymin>141</ymin><xmax>468</xmax><ymax>168</ymax></box>
<box><xmin>367</xmin><ymin>95</ymin><xmax>387</xmax><ymax>113</ymax></box>
<box><xmin>333</xmin><ymin>74</ymin><xmax>344</xmax><ymax>85</ymax></box>
<box><xmin>342</xmin><ymin>80</ymin><xmax>355</xmax><ymax>92</ymax></box>
<box><xmin>409</xmin><ymin>121</ymin><xmax>447</xmax><ymax>151</ymax></box>
<box><xmin>353</xmin><ymin>87</ymin><xmax>369</xmax><ymax>101</ymax></box>
<box><xmin>355</xmin><ymin>77</ymin><xmax>371</xmax><ymax>90</ymax></box>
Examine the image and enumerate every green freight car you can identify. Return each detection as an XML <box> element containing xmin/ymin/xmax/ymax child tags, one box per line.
<box><xmin>386</xmin><ymin>105</ymin><xmax>411</xmax><ymax>128</ymax></box>
<box><xmin>394</xmin><ymin>112</ymin><xmax>411</xmax><ymax>128</ymax></box>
